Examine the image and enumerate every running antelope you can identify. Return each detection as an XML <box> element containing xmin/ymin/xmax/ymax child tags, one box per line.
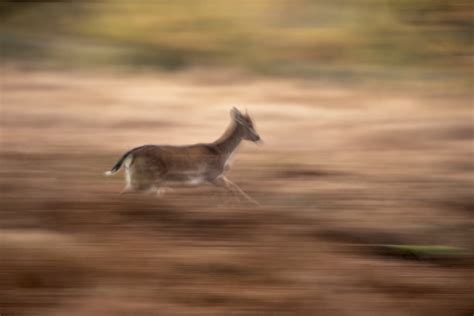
<box><xmin>104</xmin><ymin>107</ymin><xmax>261</xmax><ymax>204</ymax></box>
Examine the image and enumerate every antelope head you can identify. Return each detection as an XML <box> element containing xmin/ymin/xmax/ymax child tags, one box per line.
<box><xmin>231</xmin><ymin>107</ymin><xmax>261</xmax><ymax>143</ymax></box>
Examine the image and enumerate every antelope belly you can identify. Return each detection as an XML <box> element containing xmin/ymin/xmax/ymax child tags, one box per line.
<box><xmin>186</xmin><ymin>176</ymin><xmax>206</xmax><ymax>186</ymax></box>
<box><xmin>161</xmin><ymin>175</ymin><xmax>206</xmax><ymax>187</ymax></box>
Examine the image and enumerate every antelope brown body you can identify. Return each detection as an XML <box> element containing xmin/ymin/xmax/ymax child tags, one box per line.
<box><xmin>105</xmin><ymin>107</ymin><xmax>261</xmax><ymax>203</ymax></box>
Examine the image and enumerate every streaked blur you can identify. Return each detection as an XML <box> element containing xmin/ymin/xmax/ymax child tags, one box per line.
<box><xmin>1</xmin><ymin>1</ymin><xmax>472</xmax><ymax>315</ymax></box>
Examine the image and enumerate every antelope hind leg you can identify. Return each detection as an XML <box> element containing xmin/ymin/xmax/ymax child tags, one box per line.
<box><xmin>120</xmin><ymin>186</ymin><xmax>135</xmax><ymax>195</ymax></box>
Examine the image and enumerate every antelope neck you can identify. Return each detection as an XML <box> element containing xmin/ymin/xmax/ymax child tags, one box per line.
<box><xmin>213</xmin><ymin>121</ymin><xmax>243</xmax><ymax>158</ymax></box>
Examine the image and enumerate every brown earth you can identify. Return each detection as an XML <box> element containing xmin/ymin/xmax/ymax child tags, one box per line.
<box><xmin>1</xmin><ymin>67</ymin><xmax>473</xmax><ymax>315</ymax></box>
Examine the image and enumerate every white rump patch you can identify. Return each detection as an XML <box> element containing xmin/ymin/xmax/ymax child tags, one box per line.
<box><xmin>124</xmin><ymin>155</ymin><xmax>133</xmax><ymax>168</ymax></box>
<box><xmin>124</xmin><ymin>155</ymin><xmax>133</xmax><ymax>188</ymax></box>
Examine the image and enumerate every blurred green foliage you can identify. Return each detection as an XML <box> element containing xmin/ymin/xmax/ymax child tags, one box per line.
<box><xmin>1</xmin><ymin>0</ymin><xmax>472</xmax><ymax>81</ymax></box>
<box><xmin>376</xmin><ymin>244</ymin><xmax>470</xmax><ymax>265</ymax></box>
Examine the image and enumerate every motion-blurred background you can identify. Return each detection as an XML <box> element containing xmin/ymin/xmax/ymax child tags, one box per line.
<box><xmin>1</xmin><ymin>1</ymin><xmax>473</xmax><ymax>315</ymax></box>
<box><xmin>1</xmin><ymin>0</ymin><xmax>472</xmax><ymax>83</ymax></box>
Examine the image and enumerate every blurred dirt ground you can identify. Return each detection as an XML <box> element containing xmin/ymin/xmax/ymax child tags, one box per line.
<box><xmin>1</xmin><ymin>67</ymin><xmax>473</xmax><ymax>315</ymax></box>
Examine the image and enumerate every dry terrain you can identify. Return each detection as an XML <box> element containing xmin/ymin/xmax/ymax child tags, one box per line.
<box><xmin>1</xmin><ymin>67</ymin><xmax>473</xmax><ymax>315</ymax></box>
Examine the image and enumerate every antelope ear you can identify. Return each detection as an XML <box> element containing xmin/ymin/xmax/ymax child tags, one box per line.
<box><xmin>230</xmin><ymin>107</ymin><xmax>243</xmax><ymax>120</ymax></box>
<box><xmin>245</xmin><ymin>108</ymin><xmax>250</xmax><ymax>118</ymax></box>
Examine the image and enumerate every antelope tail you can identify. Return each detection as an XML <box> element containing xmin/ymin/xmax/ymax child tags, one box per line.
<box><xmin>104</xmin><ymin>151</ymin><xmax>133</xmax><ymax>176</ymax></box>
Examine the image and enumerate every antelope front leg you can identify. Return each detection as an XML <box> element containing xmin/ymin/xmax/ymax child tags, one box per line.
<box><xmin>212</xmin><ymin>177</ymin><xmax>239</xmax><ymax>205</ymax></box>
<box><xmin>213</xmin><ymin>176</ymin><xmax>259</xmax><ymax>205</ymax></box>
